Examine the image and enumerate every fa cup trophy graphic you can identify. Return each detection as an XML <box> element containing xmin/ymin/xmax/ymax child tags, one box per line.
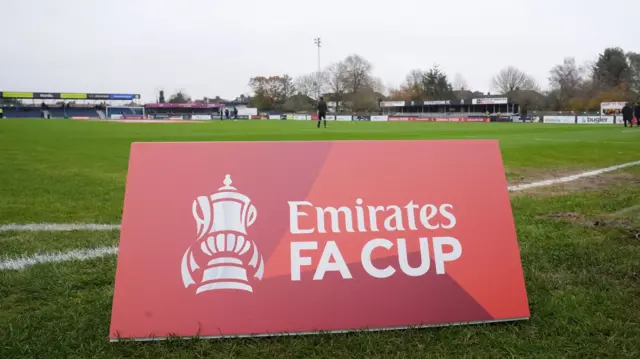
<box><xmin>181</xmin><ymin>174</ymin><xmax>264</xmax><ymax>294</ymax></box>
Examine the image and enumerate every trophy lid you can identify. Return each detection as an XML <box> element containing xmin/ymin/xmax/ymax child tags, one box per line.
<box><xmin>218</xmin><ymin>174</ymin><xmax>236</xmax><ymax>191</ymax></box>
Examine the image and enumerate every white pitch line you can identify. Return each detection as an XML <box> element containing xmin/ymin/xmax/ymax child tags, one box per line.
<box><xmin>508</xmin><ymin>160</ymin><xmax>640</xmax><ymax>192</ymax></box>
<box><xmin>1</xmin><ymin>160</ymin><xmax>639</xmax><ymax>232</ymax></box>
<box><xmin>533</xmin><ymin>138</ymin><xmax>634</xmax><ymax>144</ymax></box>
<box><xmin>0</xmin><ymin>223</ymin><xmax>121</xmax><ymax>232</ymax></box>
<box><xmin>1</xmin><ymin>160</ymin><xmax>639</xmax><ymax>271</ymax></box>
<box><xmin>0</xmin><ymin>246</ymin><xmax>118</xmax><ymax>270</ymax></box>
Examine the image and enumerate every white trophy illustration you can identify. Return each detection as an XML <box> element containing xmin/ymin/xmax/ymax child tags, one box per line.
<box><xmin>181</xmin><ymin>174</ymin><xmax>264</xmax><ymax>294</ymax></box>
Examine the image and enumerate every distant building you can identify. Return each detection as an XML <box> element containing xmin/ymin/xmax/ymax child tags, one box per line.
<box><xmin>379</xmin><ymin>96</ymin><xmax>519</xmax><ymax>115</ymax></box>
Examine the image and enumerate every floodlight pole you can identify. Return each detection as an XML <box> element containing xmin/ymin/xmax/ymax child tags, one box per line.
<box><xmin>314</xmin><ymin>37</ymin><xmax>322</xmax><ymax>99</ymax></box>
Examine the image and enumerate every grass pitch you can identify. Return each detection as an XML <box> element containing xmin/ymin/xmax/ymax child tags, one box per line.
<box><xmin>0</xmin><ymin>119</ymin><xmax>639</xmax><ymax>358</ymax></box>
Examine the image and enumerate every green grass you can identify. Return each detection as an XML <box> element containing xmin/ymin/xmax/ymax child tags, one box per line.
<box><xmin>1</xmin><ymin>119</ymin><xmax>639</xmax><ymax>358</ymax></box>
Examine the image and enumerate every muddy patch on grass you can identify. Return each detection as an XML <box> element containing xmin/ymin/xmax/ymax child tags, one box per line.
<box><xmin>541</xmin><ymin>208</ymin><xmax>640</xmax><ymax>241</ymax></box>
<box><xmin>546</xmin><ymin>212</ymin><xmax>583</xmax><ymax>220</ymax></box>
<box><xmin>506</xmin><ymin>167</ymin><xmax>576</xmax><ymax>186</ymax></box>
<box><xmin>509</xmin><ymin>171</ymin><xmax>640</xmax><ymax>197</ymax></box>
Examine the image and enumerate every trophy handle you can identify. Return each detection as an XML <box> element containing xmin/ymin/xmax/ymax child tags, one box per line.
<box><xmin>247</xmin><ymin>204</ymin><xmax>257</xmax><ymax>227</ymax></box>
<box><xmin>181</xmin><ymin>247</ymin><xmax>197</xmax><ymax>288</ymax></box>
<box><xmin>193</xmin><ymin>196</ymin><xmax>211</xmax><ymax>240</ymax></box>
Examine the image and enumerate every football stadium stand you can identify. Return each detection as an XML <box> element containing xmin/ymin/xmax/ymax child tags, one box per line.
<box><xmin>0</xmin><ymin>91</ymin><xmax>141</xmax><ymax>119</ymax></box>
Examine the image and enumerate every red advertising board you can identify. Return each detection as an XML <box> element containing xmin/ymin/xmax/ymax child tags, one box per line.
<box><xmin>109</xmin><ymin>140</ymin><xmax>529</xmax><ymax>341</ymax></box>
<box><xmin>388</xmin><ymin>116</ymin><xmax>489</xmax><ymax>123</ymax></box>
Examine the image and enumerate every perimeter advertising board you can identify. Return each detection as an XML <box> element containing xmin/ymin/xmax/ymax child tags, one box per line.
<box><xmin>543</xmin><ymin>116</ymin><xmax>575</xmax><ymax>124</ymax></box>
<box><xmin>109</xmin><ymin>140</ymin><xmax>529</xmax><ymax>340</ymax></box>
<box><xmin>370</xmin><ymin>115</ymin><xmax>389</xmax><ymax>122</ymax></box>
<box><xmin>191</xmin><ymin>115</ymin><xmax>212</xmax><ymax>120</ymax></box>
<box><xmin>388</xmin><ymin>117</ymin><xmax>489</xmax><ymax>123</ymax></box>
<box><xmin>576</xmin><ymin>116</ymin><xmax>615</xmax><ymax>124</ymax></box>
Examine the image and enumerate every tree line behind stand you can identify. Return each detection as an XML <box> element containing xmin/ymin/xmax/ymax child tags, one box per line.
<box><xmin>155</xmin><ymin>47</ymin><xmax>640</xmax><ymax>115</ymax></box>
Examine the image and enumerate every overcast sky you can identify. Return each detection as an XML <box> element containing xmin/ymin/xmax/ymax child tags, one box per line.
<box><xmin>1</xmin><ymin>0</ymin><xmax>638</xmax><ymax>102</ymax></box>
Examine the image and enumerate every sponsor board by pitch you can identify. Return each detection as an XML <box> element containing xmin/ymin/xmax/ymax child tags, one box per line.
<box><xmin>110</xmin><ymin>140</ymin><xmax>529</xmax><ymax>340</ymax></box>
<box><xmin>370</xmin><ymin>115</ymin><xmax>389</xmax><ymax>122</ymax></box>
<box><xmin>388</xmin><ymin>116</ymin><xmax>489</xmax><ymax>123</ymax></box>
<box><xmin>543</xmin><ymin>116</ymin><xmax>575</xmax><ymax>124</ymax></box>
<box><xmin>577</xmin><ymin>116</ymin><xmax>614</xmax><ymax>124</ymax></box>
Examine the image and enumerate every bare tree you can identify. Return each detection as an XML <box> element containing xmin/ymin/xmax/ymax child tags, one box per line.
<box><xmin>491</xmin><ymin>66</ymin><xmax>539</xmax><ymax>94</ymax></box>
<box><xmin>294</xmin><ymin>74</ymin><xmax>320</xmax><ymax>98</ymax></box>
<box><xmin>452</xmin><ymin>73</ymin><xmax>469</xmax><ymax>91</ymax></box>
<box><xmin>369</xmin><ymin>76</ymin><xmax>386</xmax><ymax>95</ymax></box>
<box><xmin>323</xmin><ymin>62</ymin><xmax>348</xmax><ymax>96</ymax></box>
<box><xmin>580</xmin><ymin>60</ymin><xmax>595</xmax><ymax>81</ymax></box>
<box><xmin>342</xmin><ymin>54</ymin><xmax>373</xmax><ymax>94</ymax></box>
<box><xmin>402</xmin><ymin>69</ymin><xmax>424</xmax><ymax>100</ymax></box>
<box><xmin>405</xmin><ymin>69</ymin><xmax>423</xmax><ymax>88</ymax></box>
<box><xmin>349</xmin><ymin>77</ymin><xmax>387</xmax><ymax>112</ymax></box>
<box><xmin>549</xmin><ymin>58</ymin><xmax>582</xmax><ymax>92</ymax></box>
<box><xmin>385</xmin><ymin>81</ymin><xmax>396</xmax><ymax>94</ymax></box>
<box><xmin>322</xmin><ymin>62</ymin><xmax>348</xmax><ymax>112</ymax></box>
<box><xmin>548</xmin><ymin>57</ymin><xmax>584</xmax><ymax>109</ymax></box>
<box><xmin>278</xmin><ymin>74</ymin><xmax>296</xmax><ymax>100</ymax></box>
